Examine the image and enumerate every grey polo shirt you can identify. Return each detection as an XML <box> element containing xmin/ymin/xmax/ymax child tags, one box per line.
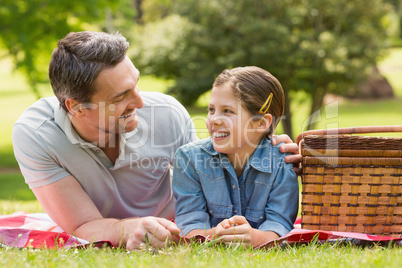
<box><xmin>12</xmin><ymin>92</ymin><xmax>198</xmax><ymax>219</ymax></box>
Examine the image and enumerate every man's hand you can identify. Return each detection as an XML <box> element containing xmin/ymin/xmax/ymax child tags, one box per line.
<box><xmin>214</xmin><ymin>216</ymin><xmax>279</xmax><ymax>247</ymax></box>
<box><xmin>121</xmin><ymin>217</ymin><xmax>180</xmax><ymax>250</ymax></box>
<box><xmin>272</xmin><ymin>134</ymin><xmax>302</xmax><ymax>175</ymax></box>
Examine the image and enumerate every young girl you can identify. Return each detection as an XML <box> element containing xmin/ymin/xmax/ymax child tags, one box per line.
<box><xmin>172</xmin><ymin>66</ymin><xmax>299</xmax><ymax>247</ymax></box>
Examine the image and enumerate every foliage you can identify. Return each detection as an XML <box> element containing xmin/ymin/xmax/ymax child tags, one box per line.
<box><xmin>132</xmin><ymin>0</ymin><xmax>390</xmax><ymax>138</ymax></box>
<box><xmin>0</xmin><ymin>0</ymin><xmax>135</xmax><ymax>99</ymax></box>
<box><xmin>386</xmin><ymin>0</ymin><xmax>402</xmax><ymax>38</ymax></box>
<box><xmin>142</xmin><ymin>0</ymin><xmax>175</xmax><ymax>22</ymax></box>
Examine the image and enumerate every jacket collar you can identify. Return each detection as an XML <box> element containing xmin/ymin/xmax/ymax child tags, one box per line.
<box><xmin>200</xmin><ymin>137</ymin><xmax>272</xmax><ymax>173</ymax></box>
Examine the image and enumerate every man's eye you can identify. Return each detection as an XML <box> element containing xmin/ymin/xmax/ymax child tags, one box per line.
<box><xmin>114</xmin><ymin>93</ymin><xmax>127</xmax><ymax>103</ymax></box>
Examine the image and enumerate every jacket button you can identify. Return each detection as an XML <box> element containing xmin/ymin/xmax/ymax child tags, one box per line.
<box><xmin>234</xmin><ymin>210</ymin><xmax>237</xmax><ymax>214</ymax></box>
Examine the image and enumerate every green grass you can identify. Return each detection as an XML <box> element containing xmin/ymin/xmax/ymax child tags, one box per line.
<box><xmin>1</xmin><ymin>230</ymin><xmax>402</xmax><ymax>267</ymax></box>
<box><xmin>1</xmin><ymin>201</ymin><xmax>401</xmax><ymax>267</ymax></box>
<box><xmin>0</xmin><ymin>173</ymin><xmax>35</xmax><ymax>200</ymax></box>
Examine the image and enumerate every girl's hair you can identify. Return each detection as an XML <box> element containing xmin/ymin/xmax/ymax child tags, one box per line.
<box><xmin>213</xmin><ymin>66</ymin><xmax>285</xmax><ymax>136</ymax></box>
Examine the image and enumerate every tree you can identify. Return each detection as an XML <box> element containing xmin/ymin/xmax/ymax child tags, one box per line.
<box><xmin>132</xmin><ymin>0</ymin><xmax>390</xmax><ymax>139</ymax></box>
<box><xmin>0</xmin><ymin>0</ymin><xmax>134</xmax><ymax>99</ymax></box>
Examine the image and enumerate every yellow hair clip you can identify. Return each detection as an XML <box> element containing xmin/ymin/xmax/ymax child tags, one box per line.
<box><xmin>258</xmin><ymin>93</ymin><xmax>273</xmax><ymax>114</ymax></box>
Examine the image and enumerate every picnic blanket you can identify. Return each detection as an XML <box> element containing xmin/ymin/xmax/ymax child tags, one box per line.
<box><xmin>0</xmin><ymin>212</ymin><xmax>111</xmax><ymax>248</ymax></box>
<box><xmin>1</xmin><ymin>212</ymin><xmax>401</xmax><ymax>249</ymax></box>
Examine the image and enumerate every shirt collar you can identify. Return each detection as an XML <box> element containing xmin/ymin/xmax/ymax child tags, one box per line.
<box><xmin>54</xmin><ymin>104</ymin><xmax>98</xmax><ymax>149</ymax></box>
<box><xmin>200</xmin><ymin>137</ymin><xmax>272</xmax><ymax>173</ymax></box>
<box><xmin>200</xmin><ymin>138</ymin><xmax>219</xmax><ymax>155</ymax></box>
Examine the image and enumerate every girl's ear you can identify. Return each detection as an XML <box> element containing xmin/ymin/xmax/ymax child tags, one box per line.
<box><xmin>65</xmin><ymin>98</ymin><xmax>86</xmax><ymax>118</ymax></box>
<box><xmin>256</xmin><ymin>114</ymin><xmax>273</xmax><ymax>133</ymax></box>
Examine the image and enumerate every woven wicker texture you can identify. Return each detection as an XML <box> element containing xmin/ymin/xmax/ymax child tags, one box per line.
<box><xmin>299</xmin><ymin>126</ymin><xmax>402</xmax><ymax>237</ymax></box>
<box><xmin>304</xmin><ymin>135</ymin><xmax>402</xmax><ymax>150</ymax></box>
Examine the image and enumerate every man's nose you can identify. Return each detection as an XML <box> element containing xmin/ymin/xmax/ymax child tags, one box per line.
<box><xmin>130</xmin><ymin>86</ymin><xmax>144</xmax><ymax>109</ymax></box>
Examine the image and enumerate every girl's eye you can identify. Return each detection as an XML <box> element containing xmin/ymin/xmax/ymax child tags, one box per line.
<box><xmin>208</xmin><ymin>107</ymin><xmax>215</xmax><ymax>113</ymax></box>
<box><xmin>224</xmin><ymin>109</ymin><xmax>233</xmax><ymax>113</ymax></box>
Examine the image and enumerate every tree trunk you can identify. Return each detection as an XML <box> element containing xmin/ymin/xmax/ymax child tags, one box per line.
<box><xmin>347</xmin><ymin>65</ymin><xmax>394</xmax><ymax>99</ymax></box>
<box><xmin>307</xmin><ymin>87</ymin><xmax>326</xmax><ymax>131</ymax></box>
<box><xmin>133</xmin><ymin>0</ymin><xmax>143</xmax><ymax>24</ymax></box>
<box><xmin>281</xmin><ymin>89</ymin><xmax>294</xmax><ymax>141</ymax></box>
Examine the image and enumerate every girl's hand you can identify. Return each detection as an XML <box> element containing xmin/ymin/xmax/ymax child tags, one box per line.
<box><xmin>212</xmin><ymin>218</ymin><xmax>232</xmax><ymax>238</ymax></box>
<box><xmin>215</xmin><ymin>216</ymin><xmax>279</xmax><ymax>247</ymax></box>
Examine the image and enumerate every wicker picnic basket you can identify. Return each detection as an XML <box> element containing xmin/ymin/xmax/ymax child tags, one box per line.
<box><xmin>295</xmin><ymin>126</ymin><xmax>402</xmax><ymax>237</ymax></box>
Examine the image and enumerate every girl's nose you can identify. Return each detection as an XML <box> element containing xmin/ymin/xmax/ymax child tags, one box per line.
<box><xmin>210</xmin><ymin>114</ymin><xmax>223</xmax><ymax>125</ymax></box>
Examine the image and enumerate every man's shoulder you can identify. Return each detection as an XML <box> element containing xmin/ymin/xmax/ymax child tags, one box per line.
<box><xmin>14</xmin><ymin>96</ymin><xmax>59</xmax><ymax>130</ymax></box>
<box><xmin>138</xmin><ymin>91</ymin><xmax>192</xmax><ymax>128</ymax></box>
<box><xmin>140</xmin><ymin>91</ymin><xmax>180</xmax><ymax>106</ymax></box>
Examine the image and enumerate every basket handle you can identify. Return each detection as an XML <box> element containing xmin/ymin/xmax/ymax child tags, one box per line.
<box><xmin>295</xmin><ymin>125</ymin><xmax>402</xmax><ymax>145</ymax></box>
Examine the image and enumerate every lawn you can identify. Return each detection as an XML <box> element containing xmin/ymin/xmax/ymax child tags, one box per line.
<box><xmin>1</xmin><ymin>242</ymin><xmax>402</xmax><ymax>267</ymax></box>
<box><xmin>0</xmin><ymin>49</ymin><xmax>402</xmax><ymax>266</ymax></box>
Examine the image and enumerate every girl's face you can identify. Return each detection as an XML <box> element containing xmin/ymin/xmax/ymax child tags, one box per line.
<box><xmin>206</xmin><ymin>83</ymin><xmax>263</xmax><ymax>161</ymax></box>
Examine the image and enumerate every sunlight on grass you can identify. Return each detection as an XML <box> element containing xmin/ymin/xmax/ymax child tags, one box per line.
<box><xmin>138</xmin><ymin>75</ymin><xmax>174</xmax><ymax>93</ymax></box>
<box><xmin>0</xmin><ymin>200</ymin><xmax>44</xmax><ymax>214</ymax></box>
<box><xmin>379</xmin><ymin>47</ymin><xmax>402</xmax><ymax>97</ymax></box>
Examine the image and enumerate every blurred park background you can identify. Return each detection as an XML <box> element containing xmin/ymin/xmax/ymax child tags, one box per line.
<box><xmin>0</xmin><ymin>0</ymin><xmax>402</xmax><ymax>203</ymax></box>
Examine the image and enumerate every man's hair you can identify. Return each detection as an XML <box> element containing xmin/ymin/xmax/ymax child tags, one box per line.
<box><xmin>49</xmin><ymin>31</ymin><xmax>129</xmax><ymax>112</ymax></box>
<box><xmin>213</xmin><ymin>66</ymin><xmax>285</xmax><ymax>136</ymax></box>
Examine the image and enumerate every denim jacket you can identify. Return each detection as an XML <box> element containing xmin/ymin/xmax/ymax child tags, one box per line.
<box><xmin>173</xmin><ymin>137</ymin><xmax>299</xmax><ymax>237</ymax></box>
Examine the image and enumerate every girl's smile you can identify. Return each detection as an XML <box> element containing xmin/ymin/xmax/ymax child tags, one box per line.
<box><xmin>212</xmin><ymin>131</ymin><xmax>230</xmax><ymax>139</ymax></box>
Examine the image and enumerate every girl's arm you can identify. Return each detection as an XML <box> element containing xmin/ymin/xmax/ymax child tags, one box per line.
<box><xmin>259</xmin><ymin>164</ymin><xmax>299</xmax><ymax>237</ymax></box>
<box><xmin>172</xmin><ymin>146</ymin><xmax>212</xmax><ymax>236</ymax></box>
<box><xmin>215</xmin><ymin>161</ymin><xmax>299</xmax><ymax>247</ymax></box>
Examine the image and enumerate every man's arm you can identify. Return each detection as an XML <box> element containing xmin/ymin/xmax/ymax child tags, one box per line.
<box><xmin>32</xmin><ymin>175</ymin><xmax>179</xmax><ymax>250</ymax></box>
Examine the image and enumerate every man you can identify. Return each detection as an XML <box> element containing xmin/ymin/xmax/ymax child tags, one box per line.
<box><xmin>12</xmin><ymin>31</ymin><xmax>300</xmax><ymax>250</ymax></box>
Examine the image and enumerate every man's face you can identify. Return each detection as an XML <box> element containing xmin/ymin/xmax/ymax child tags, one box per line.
<box><xmin>85</xmin><ymin>56</ymin><xmax>144</xmax><ymax>136</ymax></box>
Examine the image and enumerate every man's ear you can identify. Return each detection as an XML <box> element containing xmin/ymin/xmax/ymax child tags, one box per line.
<box><xmin>256</xmin><ymin>114</ymin><xmax>273</xmax><ymax>133</ymax></box>
<box><xmin>65</xmin><ymin>99</ymin><xmax>85</xmax><ymax>118</ymax></box>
